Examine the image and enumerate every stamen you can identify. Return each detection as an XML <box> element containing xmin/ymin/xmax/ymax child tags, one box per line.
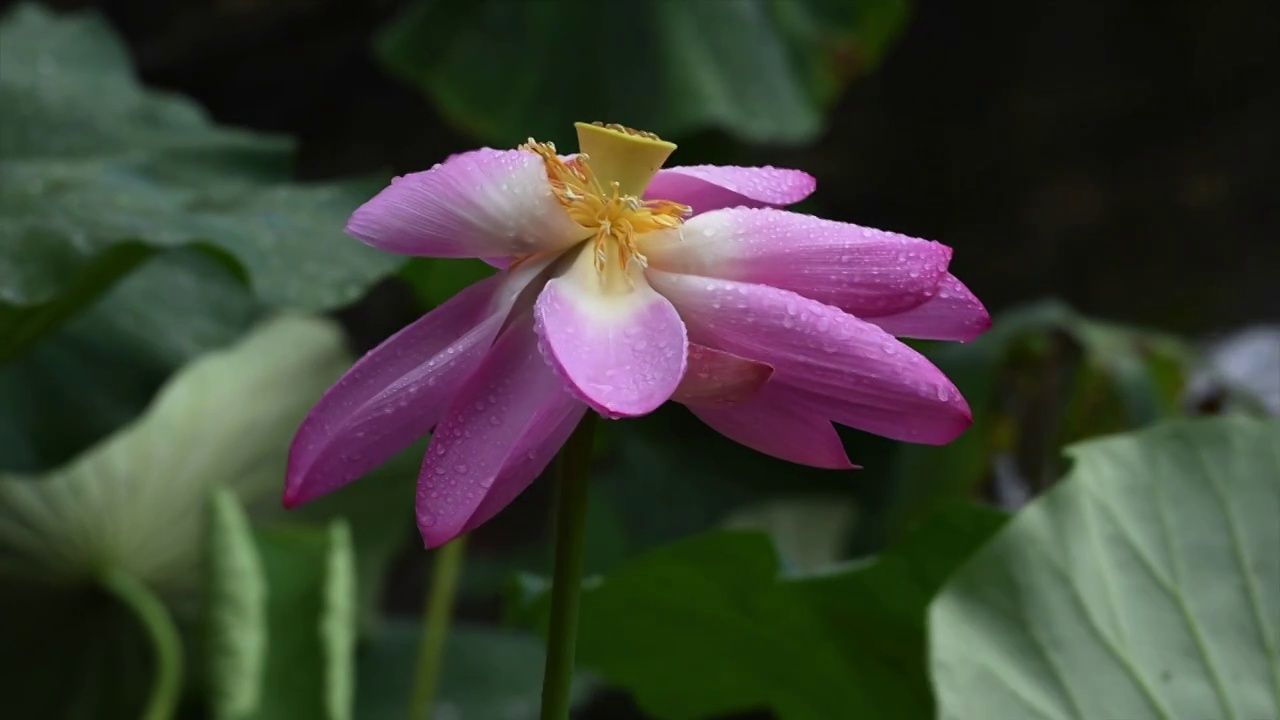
<box><xmin>521</xmin><ymin>129</ymin><xmax>690</xmax><ymax>289</ymax></box>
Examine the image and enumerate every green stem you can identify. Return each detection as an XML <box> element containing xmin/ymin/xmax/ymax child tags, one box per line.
<box><xmin>410</xmin><ymin>534</ymin><xmax>468</xmax><ymax>720</ymax></box>
<box><xmin>100</xmin><ymin>569</ymin><xmax>183</xmax><ymax>720</ymax></box>
<box><xmin>540</xmin><ymin>413</ymin><xmax>598</xmax><ymax>720</ymax></box>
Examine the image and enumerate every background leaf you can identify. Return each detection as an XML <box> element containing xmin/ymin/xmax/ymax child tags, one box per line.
<box><xmin>0</xmin><ymin>4</ymin><xmax>402</xmax><ymax>357</ymax></box>
<box><xmin>522</xmin><ymin>503</ymin><xmax>1004</xmax><ymax>720</ymax></box>
<box><xmin>0</xmin><ymin>314</ymin><xmax>348</xmax><ymax>591</ymax></box>
<box><xmin>0</xmin><ymin>249</ymin><xmax>261</xmax><ymax>472</ymax></box>
<box><xmin>376</xmin><ymin>0</ymin><xmax>910</xmax><ymax>146</ymax></box>
<box><xmin>255</xmin><ymin>521</ymin><xmax>357</xmax><ymax>720</ymax></box>
<box><xmin>881</xmin><ymin>300</ymin><xmax>1192</xmax><ymax>544</ymax></box>
<box><xmin>206</xmin><ymin>489</ymin><xmax>269</xmax><ymax>720</ymax></box>
<box><xmin>355</xmin><ymin>620</ymin><xmax>593</xmax><ymax>720</ymax></box>
<box><xmin>929</xmin><ymin>417</ymin><xmax>1280</xmax><ymax>720</ymax></box>
<box><xmin>0</xmin><ymin>582</ymin><xmax>156</xmax><ymax>719</ymax></box>
<box><xmin>399</xmin><ymin>258</ymin><xmax>496</xmax><ymax>310</ymax></box>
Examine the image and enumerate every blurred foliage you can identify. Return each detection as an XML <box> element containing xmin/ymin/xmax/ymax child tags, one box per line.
<box><xmin>0</xmin><ymin>315</ymin><xmax>348</xmax><ymax>591</ymax></box>
<box><xmin>0</xmin><ymin>4</ymin><xmax>403</xmax><ymax>359</ymax></box>
<box><xmin>399</xmin><ymin>257</ymin><xmax>496</xmax><ymax>310</ymax></box>
<box><xmin>880</xmin><ymin>300</ymin><xmax>1192</xmax><ymax>546</ymax></box>
<box><xmin>931</xmin><ymin>417</ymin><xmax>1280</xmax><ymax>720</ymax></box>
<box><xmin>376</xmin><ymin>0</ymin><xmax>910</xmax><ymax>147</ymax></box>
<box><xmin>516</xmin><ymin>504</ymin><xmax>1005</xmax><ymax>720</ymax></box>
<box><xmin>0</xmin><ymin>581</ymin><xmax>157</xmax><ymax>718</ymax></box>
<box><xmin>355</xmin><ymin>620</ymin><xmax>593</xmax><ymax>719</ymax></box>
<box><xmin>0</xmin><ymin>250</ymin><xmax>261</xmax><ymax>472</ymax></box>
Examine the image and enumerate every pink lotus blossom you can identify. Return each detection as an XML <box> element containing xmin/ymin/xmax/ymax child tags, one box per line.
<box><xmin>284</xmin><ymin>122</ymin><xmax>989</xmax><ymax>547</ymax></box>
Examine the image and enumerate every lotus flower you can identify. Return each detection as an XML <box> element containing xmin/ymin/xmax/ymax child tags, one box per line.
<box><xmin>284</xmin><ymin>122</ymin><xmax>989</xmax><ymax>547</ymax></box>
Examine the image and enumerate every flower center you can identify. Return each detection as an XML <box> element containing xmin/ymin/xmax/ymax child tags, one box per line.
<box><xmin>521</xmin><ymin>122</ymin><xmax>690</xmax><ymax>285</ymax></box>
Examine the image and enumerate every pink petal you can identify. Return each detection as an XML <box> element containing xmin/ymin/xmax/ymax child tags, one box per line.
<box><xmin>416</xmin><ymin>315</ymin><xmax>582</xmax><ymax>547</ymax></box>
<box><xmin>868</xmin><ymin>274</ymin><xmax>992</xmax><ymax>342</ymax></box>
<box><xmin>284</xmin><ymin>258</ymin><xmax>551</xmax><ymax>508</ymax></box>
<box><xmin>534</xmin><ymin>248</ymin><xmax>687</xmax><ymax>419</ymax></box>
<box><xmin>644</xmin><ymin>208</ymin><xmax>952</xmax><ymax>317</ymax></box>
<box><xmin>346</xmin><ymin>148</ymin><xmax>590</xmax><ymax>258</ymax></box>
<box><xmin>688</xmin><ymin>384</ymin><xmax>853</xmax><ymax>469</ymax></box>
<box><xmin>460</xmin><ymin>402</ymin><xmax>586</xmax><ymax>535</ymax></box>
<box><xmin>648</xmin><ymin>271</ymin><xmax>973</xmax><ymax>445</ymax></box>
<box><xmin>671</xmin><ymin>344</ymin><xmax>772</xmax><ymax>406</ymax></box>
<box><xmin>644</xmin><ymin>165</ymin><xmax>816</xmax><ymax>215</ymax></box>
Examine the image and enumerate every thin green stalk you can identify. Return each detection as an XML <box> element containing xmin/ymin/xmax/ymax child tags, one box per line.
<box><xmin>100</xmin><ymin>569</ymin><xmax>183</xmax><ymax>720</ymax></box>
<box><xmin>540</xmin><ymin>413</ymin><xmax>598</xmax><ymax>720</ymax></box>
<box><xmin>410</xmin><ymin>534</ymin><xmax>468</xmax><ymax>720</ymax></box>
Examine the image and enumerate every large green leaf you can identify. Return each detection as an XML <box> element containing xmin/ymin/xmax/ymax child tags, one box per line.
<box><xmin>355</xmin><ymin>620</ymin><xmax>593</xmax><ymax>720</ymax></box>
<box><xmin>532</xmin><ymin>504</ymin><xmax>1004</xmax><ymax>720</ymax></box>
<box><xmin>376</xmin><ymin>0</ymin><xmax>910</xmax><ymax>146</ymax></box>
<box><xmin>0</xmin><ymin>4</ymin><xmax>401</xmax><ymax>358</ymax></box>
<box><xmin>0</xmin><ymin>249</ymin><xmax>261</xmax><ymax>472</ymax></box>
<box><xmin>929</xmin><ymin>417</ymin><xmax>1280</xmax><ymax>720</ymax></box>
<box><xmin>0</xmin><ymin>314</ymin><xmax>349</xmax><ymax>592</ymax></box>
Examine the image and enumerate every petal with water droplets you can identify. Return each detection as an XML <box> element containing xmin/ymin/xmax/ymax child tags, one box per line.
<box><xmin>649</xmin><ymin>271</ymin><xmax>972</xmax><ymax>445</ymax></box>
<box><xmin>416</xmin><ymin>314</ymin><xmax>582</xmax><ymax>548</ymax></box>
<box><xmin>688</xmin><ymin>384</ymin><xmax>854</xmax><ymax>469</ymax></box>
<box><xmin>346</xmin><ymin>148</ymin><xmax>590</xmax><ymax>258</ymax></box>
<box><xmin>644</xmin><ymin>165</ymin><xmax>815</xmax><ymax>215</ymax></box>
<box><xmin>535</xmin><ymin>246</ymin><xmax>687</xmax><ymax>418</ymax></box>
<box><xmin>671</xmin><ymin>344</ymin><xmax>772</xmax><ymax>406</ymax></box>
<box><xmin>868</xmin><ymin>274</ymin><xmax>991</xmax><ymax>342</ymax></box>
<box><xmin>460</xmin><ymin>402</ymin><xmax>586</xmax><ymax>536</ymax></box>
<box><xmin>284</xmin><ymin>258</ymin><xmax>552</xmax><ymax>507</ymax></box>
<box><xmin>644</xmin><ymin>208</ymin><xmax>952</xmax><ymax>318</ymax></box>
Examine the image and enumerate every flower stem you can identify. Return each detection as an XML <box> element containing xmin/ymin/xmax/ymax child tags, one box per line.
<box><xmin>100</xmin><ymin>569</ymin><xmax>183</xmax><ymax>720</ymax></box>
<box><xmin>540</xmin><ymin>413</ymin><xmax>598</xmax><ymax>720</ymax></box>
<box><xmin>410</xmin><ymin>534</ymin><xmax>468</xmax><ymax>720</ymax></box>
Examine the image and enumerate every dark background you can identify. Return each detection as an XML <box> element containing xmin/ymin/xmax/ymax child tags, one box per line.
<box><xmin>12</xmin><ymin>0</ymin><xmax>1279</xmax><ymax>335</ymax></box>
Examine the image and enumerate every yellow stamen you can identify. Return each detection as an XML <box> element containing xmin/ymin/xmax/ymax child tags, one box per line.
<box><xmin>520</xmin><ymin>123</ymin><xmax>689</xmax><ymax>288</ymax></box>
